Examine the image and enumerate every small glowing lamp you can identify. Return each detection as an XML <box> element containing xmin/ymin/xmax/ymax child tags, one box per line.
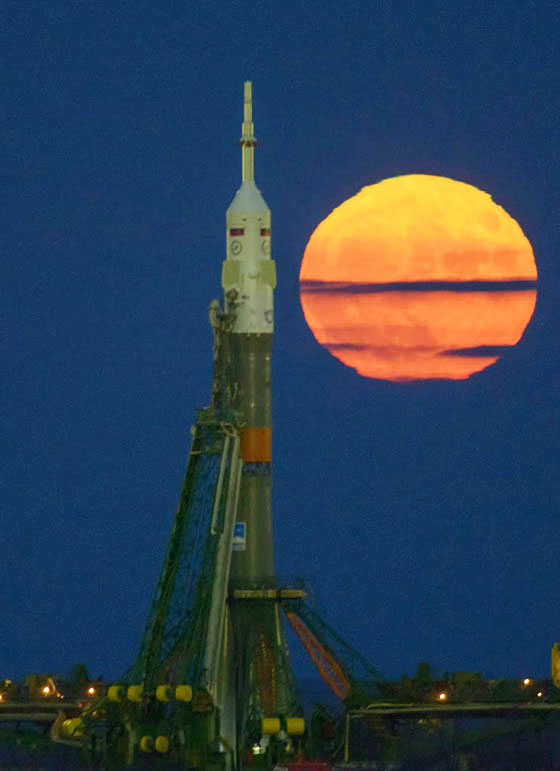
<box><xmin>522</xmin><ymin>678</ymin><xmax>531</xmax><ymax>686</ymax></box>
<box><xmin>438</xmin><ymin>692</ymin><xmax>447</xmax><ymax>701</ymax></box>
<box><xmin>537</xmin><ymin>691</ymin><xmax>543</xmax><ymax>698</ymax></box>
<box><xmin>42</xmin><ymin>685</ymin><xmax>51</xmax><ymax>695</ymax></box>
<box><xmin>0</xmin><ymin>694</ymin><xmax>4</xmax><ymax>701</ymax></box>
<box><xmin>87</xmin><ymin>686</ymin><xmax>96</xmax><ymax>695</ymax></box>
<box><xmin>251</xmin><ymin>743</ymin><xmax>263</xmax><ymax>756</ymax></box>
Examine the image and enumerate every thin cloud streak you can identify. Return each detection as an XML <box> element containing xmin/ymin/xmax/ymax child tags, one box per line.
<box><xmin>300</xmin><ymin>279</ymin><xmax>538</xmax><ymax>294</ymax></box>
<box><xmin>442</xmin><ymin>344</ymin><xmax>517</xmax><ymax>357</ymax></box>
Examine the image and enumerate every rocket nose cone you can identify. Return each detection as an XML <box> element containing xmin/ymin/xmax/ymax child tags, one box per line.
<box><xmin>228</xmin><ymin>181</ymin><xmax>269</xmax><ymax>214</ymax></box>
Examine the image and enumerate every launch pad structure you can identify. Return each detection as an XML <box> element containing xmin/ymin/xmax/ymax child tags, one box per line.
<box><xmin>3</xmin><ymin>82</ymin><xmax>559</xmax><ymax>771</ymax></box>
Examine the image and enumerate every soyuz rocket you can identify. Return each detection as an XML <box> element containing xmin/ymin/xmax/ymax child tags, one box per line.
<box><xmin>222</xmin><ymin>81</ymin><xmax>276</xmax><ymax>583</ymax></box>
<box><xmin>214</xmin><ymin>82</ymin><xmax>297</xmax><ymax>753</ymax></box>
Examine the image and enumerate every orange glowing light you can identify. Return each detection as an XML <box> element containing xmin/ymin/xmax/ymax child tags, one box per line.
<box><xmin>42</xmin><ymin>685</ymin><xmax>51</xmax><ymax>695</ymax></box>
<box><xmin>300</xmin><ymin>175</ymin><xmax>537</xmax><ymax>382</ymax></box>
<box><xmin>438</xmin><ymin>692</ymin><xmax>447</xmax><ymax>701</ymax></box>
<box><xmin>88</xmin><ymin>686</ymin><xmax>96</xmax><ymax>695</ymax></box>
<box><xmin>523</xmin><ymin>678</ymin><xmax>531</xmax><ymax>686</ymax></box>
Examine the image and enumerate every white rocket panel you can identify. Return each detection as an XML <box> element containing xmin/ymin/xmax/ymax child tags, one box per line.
<box><xmin>223</xmin><ymin>181</ymin><xmax>275</xmax><ymax>334</ymax></box>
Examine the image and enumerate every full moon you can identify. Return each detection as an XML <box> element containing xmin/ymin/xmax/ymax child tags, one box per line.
<box><xmin>299</xmin><ymin>175</ymin><xmax>537</xmax><ymax>382</ymax></box>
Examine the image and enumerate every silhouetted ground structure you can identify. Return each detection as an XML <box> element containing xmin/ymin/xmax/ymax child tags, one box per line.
<box><xmin>346</xmin><ymin>712</ymin><xmax>560</xmax><ymax>770</ymax></box>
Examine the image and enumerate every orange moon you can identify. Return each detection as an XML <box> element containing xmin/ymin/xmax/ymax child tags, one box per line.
<box><xmin>299</xmin><ymin>175</ymin><xmax>537</xmax><ymax>382</ymax></box>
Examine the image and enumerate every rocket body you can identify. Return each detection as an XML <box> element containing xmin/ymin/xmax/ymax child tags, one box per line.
<box><xmin>222</xmin><ymin>82</ymin><xmax>277</xmax><ymax>583</ymax></box>
<box><xmin>215</xmin><ymin>83</ymin><xmax>296</xmax><ymax>758</ymax></box>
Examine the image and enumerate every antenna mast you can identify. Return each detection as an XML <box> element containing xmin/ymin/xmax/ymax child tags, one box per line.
<box><xmin>240</xmin><ymin>80</ymin><xmax>256</xmax><ymax>182</ymax></box>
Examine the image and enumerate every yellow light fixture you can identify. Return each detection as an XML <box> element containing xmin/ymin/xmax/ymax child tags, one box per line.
<box><xmin>261</xmin><ymin>717</ymin><xmax>281</xmax><ymax>735</ymax></box>
<box><xmin>107</xmin><ymin>684</ymin><xmax>125</xmax><ymax>702</ymax></box>
<box><xmin>127</xmin><ymin>685</ymin><xmax>143</xmax><ymax>703</ymax></box>
<box><xmin>175</xmin><ymin>684</ymin><xmax>193</xmax><ymax>703</ymax></box>
<box><xmin>156</xmin><ymin>684</ymin><xmax>172</xmax><ymax>702</ymax></box>
<box><xmin>286</xmin><ymin>717</ymin><xmax>305</xmax><ymax>735</ymax></box>
<box><xmin>522</xmin><ymin>678</ymin><xmax>531</xmax><ymax>686</ymax></box>
<box><xmin>155</xmin><ymin>736</ymin><xmax>169</xmax><ymax>754</ymax></box>
<box><xmin>62</xmin><ymin>717</ymin><xmax>84</xmax><ymax>737</ymax></box>
<box><xmin>438</xmin><ymin>692</ymin><xmax>447</xmax><ymax>701</ymax></box>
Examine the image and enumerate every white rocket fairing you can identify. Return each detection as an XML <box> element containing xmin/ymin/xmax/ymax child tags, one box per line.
<box><xmin>222</xmin><ymin>82</ymin><xmax>276</xmax><ymax>334</ymax></box>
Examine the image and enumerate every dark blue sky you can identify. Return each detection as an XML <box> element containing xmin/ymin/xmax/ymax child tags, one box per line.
<box><xmin>3</xmin><ymin>2</ymin><xmax>559</xmax><ymax>685</ymax></box>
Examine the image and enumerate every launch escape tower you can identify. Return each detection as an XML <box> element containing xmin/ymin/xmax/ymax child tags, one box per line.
<box><xmin>59</xmin><ymin>83</ymin><xmax>379</xmax><ymax>770</ymax></box>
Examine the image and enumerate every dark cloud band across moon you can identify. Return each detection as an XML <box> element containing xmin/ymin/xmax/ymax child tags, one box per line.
<box><xmin>300</xmin><ymin>279</ymin><xmax>538</xmax><ymax>293</ymax></box>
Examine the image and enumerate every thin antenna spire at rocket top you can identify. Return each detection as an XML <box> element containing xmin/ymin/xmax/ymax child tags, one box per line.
<box><xmin>240</xmin><ymin>81</ymin><xmax>256</xmax><ymax>183</ymax></box>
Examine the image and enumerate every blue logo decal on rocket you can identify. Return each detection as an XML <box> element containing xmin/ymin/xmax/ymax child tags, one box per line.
<box><xmin>232</xmin><ymin>522</ymin><xmax>246</xmax><ymax>551</ymax></box>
